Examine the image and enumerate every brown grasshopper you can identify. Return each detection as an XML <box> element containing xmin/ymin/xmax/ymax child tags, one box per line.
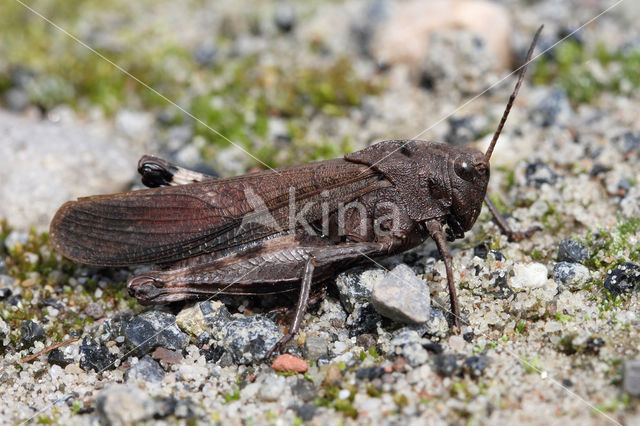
<box><xmin>50</xmin><ymin>28</ymin><xmax>542</xmax><ymax>356</ymax></box>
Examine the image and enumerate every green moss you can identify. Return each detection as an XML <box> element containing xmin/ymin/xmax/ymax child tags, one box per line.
<box><xmin>581</xmin><ymin>216</ymin><xmax>640</xmax><ymax>271</ymax></box>
<box><xmin>534</xmin><ymin>39</ymin><xmax>640</xmax><ymax>104</ymax></box>
<box><xmin>222</xmin><ymin>388</ymin><xmax>240</xmax><ymax>404</ymax></box>
<box><xmin>541</xmin><ymin>201</ymin><xmax>564</xmax><ymax>232</ymax></box>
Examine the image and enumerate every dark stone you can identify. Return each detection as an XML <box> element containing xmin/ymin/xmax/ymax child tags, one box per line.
<box><xmin>473</xmin><ymin>242</ymin><xmax>504</xmax><ymax>261</ymax></box>
<box><xmin>612</xmin><ymin>131</ymin><xmax>640</xmax><ymax>155</ymax></box>
<box><xmin>589</xmin><ymin>163</ymin><xmax>610</xmax><ymax>177</ymax></box>
<box><xmin>274</xmin><ymin>4</ymin><xmax>296</xmax><ymax>33</ymax></box>
<box><xmin>38</xmin><ymin>298</ymin><xmax>65</xmax><ymax>310</ymax></box>
<box><xmin>0</xmin><ymin>287</ymin><xmax>12</xmax><ymax>300</ymax></box>
<box><xmin>292</xmin><ymin>403</ymin><xmax>317</xmax><ymax>422</ymax></box>
<box><xmin>562</xmin><ymin>378</ymin><xmax>573</xmax><ymax>387</ymax></box>
<box><xmin>463</xmin><ymin>355</ymin><xmax>490</xmax><ymax>378</ymax></box>
<box><xmin>48</xmin><ymin>348</ymin><xmax>73</xmax><ymax>368</ymax></box>
<box><xmin>422</xmin><ymin>342</ymin><xmax>443</xmax><ymax>354</ymax></box>
<box><xmin>153</xmin><ymin>397</ymin><xmax>177</xmax><ymax>419</ymax></box>
<box><xmin>7</xmin><ymin>294</ymin><xmax>22</xmax><ymax>306</ymax></box>
<box><xmin>291</xmin><ymin>378</ymin><xmax>317</xmax><ymax>402</ymax></box>
<box><xmin>125</xmin><ymin>310</ymin><xmax>189</xmax><ymax>355</ymax></box>
<box><xmin>586</xmin><ymin>337</ymin><xmax>605</xmax><ymax>354</ymax></box>
<box><xmin>222</xmin><ymin>316</ymin><xmax>281</xmax><ymax>364</ymax></box>
<box><xmin>488</xmin><ymin>271</ymin><xmax>515</xmax><ymax>300</ymax></box>
<box><xmin>79</xmin><ymin>338</ymin><xmax>116</xmax><ymax>372</ymax></box>
<box><xmin>200</xmin><ymin>301</ymin><xmax>231</xmax><ymax>329</ymax></box>
<box><xmin>0</xmin><ymin>258</ymin><xmax>6</xmax><ymax>274</ymax></box>
<box><xmin>199</xmin><ymin>343</ymin><xmax>225</xmax><ymax>363</ymax></box>
<box><xmin>525</xmin><ymin>162</ymin><xmax>558</xmax><ymax>188</ymax></box>
<box><xmin>193</xmin><ymin>46</ymin><xmax>217</xmax><ymax>67</ymax></box>
<box><xmin>433</xmin><ymin>353</ymin><xmax>459</xmax><ymax>377</ymax></box>
<box><xmin>349</xmin><ymin>303</ymin><xmax>382</xmax><ymax>337</ymax></box>
<box><xmin>557</xmin><ymin>240</ymin><xmax>589</xmax><ymax>263</ymax></box>
<box><xmin>604</xmin><ymin>263</ymin><xmax>640</xmax><ymax>295</ymax></box>
<box><xmin>530</xmin><ymin>89</ymin><xmax>572</xmax><ymax>127</ymax></box>
<box><xmin>463</xmin><ymin>332</ymin><xmax>474</xmax><ymax>343</ymax></box>
<box><xmin>446</xmin><ymin>115</ymin><xmax>487</xmax><ymax>146</ymax></box>
<box><xmin>355</xmin><ymin>366</ymin><xmax>385</xmax><ymax>380</ymax></box>
<box><xmin>20</xmin><ymin>320</ymin><xmax>46</xmax><ymax>349</ymax></box>
<box><xmin>125</xmin><ymin>355</ymin><xmax>165</xmax><ymax>383</ymax></box>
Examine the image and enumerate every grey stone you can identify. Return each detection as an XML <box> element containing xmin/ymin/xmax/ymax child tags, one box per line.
<box><xmin>84</xmin><ymin>302</ymin><xmax>105</xmax><ymax>319</ymax></box>
<box><xmin>557</xmin><ymin>240</ymin><xmax>589</xmax><ymax>264</ymax></box>
<box><xmin>0</xmin><ymin>318</ymin><xmax>9</xmax><ymax>342</ymax></box>
<box><xmin>463</xmin><ymin>355</ymin><xmax>490</xmax><ymax>378</ymax></box>
<box><xmin>304</xmin><ymin>333</ymin><xmax>329</xmax><ymax>360</ymax></box>
<box><xmin>222</xmin><ymin>316</ymin><xmax>281</xmax><ymax>364</ymax></box>
<box><xmin>372</xmin><ymin>264</ymin><xmax>431</xmax><ymax>324</ymax></box>
<box><xmin>201</xmin><ymin>301</ymin><xmax>232</xmax><ymax>330</ymax></box>
<box><xmin>0</xmin><ymin>110</ymin><xmax>138</xmax><ymax>231</ymax></box>
<box><xmin>125</xmin><ymin>310</ymin><xmax>189</xmax><ymax>354</ymax></box>
<box><xmin>424</xmin><ymin>308</ymin><xmax>448</xmax><ymax>338</ymax></box>
<box><xmin>335</xmin><ymin>267</ymin><xmax>384</xmax><ymax>313</ymax></box>
<box><xmin>525</xmin><ymin>162</ymin><xmax>559</xmax><ymax>188</ymax></box>
<box><xmin>530</xmin><ymin>88</ymin><xmax>573</xmax><ymax>127</ymax></box>
<box><xmin>4</xmin><ymin>88</ymin><xmax>29</xmax><ymax>112</ymax></box>
<box><xmin>125</xmin><ymin>355</ymin><xmax>165</xmax><ymax>383</ymax></box>
<box><xmin>19</xmin><ymin>320</ymin><xmax>46</xmax><ymax>349</ymax></box>
<box><xmin>433</xmin><ymin>353</ymin><xmax>460</xmax><ymax>377</ymax></box>
<box><xmin>402</xmin><ymin>343</ymin><xmax>430</xmax><ymax>367</ymax></box>
<box><xmin>79</xmin><ymin>338</ymin><xmax>116</xmax><ymax>372</ymax></box>
<box><xmin>553</xmin><ymin>262</ymin><xmax>590</xmax><ymax>290</ymax></box>
<box><xmin>624</xmin><ymin>359</ymin><xmax>640</xmax><ymax>396</ymax></box>
<box><xmin>96</xmin><ymin>384</ymin><xmax>158</xmax><ymax>426</ymax></box>
<box><xmin>292</xmin><ymin>378</ymin><xmax>317</xmax><ymax>402</ymax></box>
<box><xmin>259</xmin><ymin>375</ymin><xmax>286</xmax><ymax>401</ymax></box>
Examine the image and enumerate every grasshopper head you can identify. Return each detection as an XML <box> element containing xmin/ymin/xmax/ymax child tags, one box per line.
<box><xmin>444</xmin><ymin>146</ymin><xmax>490</xmax><ymax>240</ymax></box>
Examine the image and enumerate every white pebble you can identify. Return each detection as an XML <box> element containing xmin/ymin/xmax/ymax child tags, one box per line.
<box><xmin>511</xmin><ymin>263</ymin><xmax>548</xmax><ymax>290</ymax></box>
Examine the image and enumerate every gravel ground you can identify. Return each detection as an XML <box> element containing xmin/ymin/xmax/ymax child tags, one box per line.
<box><xmin>1</xmin><ymin>0</ymin><xmax>640</xmax><ymax>425</ymax></box>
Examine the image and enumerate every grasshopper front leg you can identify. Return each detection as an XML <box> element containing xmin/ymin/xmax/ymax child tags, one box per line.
<box><xmin>484</xmin><ymin>195</ymin><xmax>541</xmax><ymax>242</ymax></box>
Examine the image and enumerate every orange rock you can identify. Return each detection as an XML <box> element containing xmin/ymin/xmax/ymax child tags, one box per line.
<box><xmin>271</xmin><ymin>354</ymin><xmax>308</xmax><ymax>373</ymax></box>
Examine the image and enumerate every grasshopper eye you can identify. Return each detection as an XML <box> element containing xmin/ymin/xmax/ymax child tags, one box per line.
<box><xmin>454</xmin><ymin>156</ymin><xmax>476</xmax><ymax>182</ymax></box>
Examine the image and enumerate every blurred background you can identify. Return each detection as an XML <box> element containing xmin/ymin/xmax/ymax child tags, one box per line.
<box><xmin>1</xmin><ymin>0</ymin><xmax>638</xmax><ymax>231</ymax></box>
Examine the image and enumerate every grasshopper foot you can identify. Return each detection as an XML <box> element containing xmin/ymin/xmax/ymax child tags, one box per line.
<box><xmin>506</xmin><ymin>225</ymin><xmax>542</xmax><ymax>242</ymax></box>
<box><xmin>264</xmin><ymin>334</ymin><xmax>294</xmax><ymax>361</ymax></box>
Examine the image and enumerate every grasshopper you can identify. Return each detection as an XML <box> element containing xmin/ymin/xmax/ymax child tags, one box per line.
<box><xmin>50</xmin><ymin>27</ymin><xmax>542</xmax><ymax>356</ymax></box>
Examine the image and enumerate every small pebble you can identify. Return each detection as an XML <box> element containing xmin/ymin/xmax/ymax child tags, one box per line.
<box><xmin>356</xmin><ymin>366</ymin><xmax>385</xmax><ymax>380</ymax></box>
<box><xmin>19</xmin><ymin>320</ymin><xmax>46</xmax><ymax>349</ymax></box>
<box><xmin>557</xmin><ymin>240</ymin><xmax>589</xmax><ymax>264</ymax></box>
<box><xmin>553</xmin><ymin>262</ymin><xmax>590</xmax><ymax>289</ymax></box>
<box><xmin>604</xmin><ymin>263</ymin><xmax>640</xmax><ymax>295</ymax></box>
<box><xmin>323</xmin><ymin>364</ymin><xmax>343</xmax><ymax>386</ymax></box>
<box><xmin>624</xmin><ymin>359</ymin><xmax>640</xmax><ymax>396</ymax></box>
<box><xmin>291</xmin><ymin>379</ymin><xmax>317</xmax><ymax>402</ymax></box>
<box><xmin>525</xmin><ymin>162</ymin><xmax>558</xmax><ymax>188</ymax></box>
<box><xmin>349</xmin><ymin>303</ymin><xmax>383</xmax><ymax>337</ymax></box>
<box><xmin>304</xmin><ymin>333</ymin><xmax>329</xmax><ymax>360</ymax></box>
<box><xmin>463</xmin><ymin>355</ymin><xmax>490</xmax><ymax>378</ymax></box>
<box><xmin>79</xmin><ymin>338</ymin><xmax>116</xmax><ymax>372</ymax></box>
<box><xmin>371</xmin><ymin>264</ymin><xmax>431</xmax><ymax>323</ymax></box>
<box><xmin>96</xmin><ymin>384</ymin><xmax>158</xmax><ymax>425</ymax></box>
<box><xmin>433</xmin><ymin>354</ymin><xmax>459</xmax><ymax>377</ymax></box>
<box><xmin>47</xmin><ymin>348</ymin><xmax>73</xmax><ymax>368</ymax></box>
<box><xmin>511</xmin><ymin>263</ymin><xmax>548</xmax><ymax>290</ymax></box>
<box><xmin>259</xmin><ymin>375</ymin><xmax>286</xmax><ymax>402</ymax></box>
<box><xmin>222</xmin><ymin>316</ymin><xmax>281</xmax><ymax>364</ymax></box>
<box><xmin>84</xmin><ymin>302</ymin><xmax>105</xmax><ymax>320</ymax></box>
<box><xmin>125</xmin><ymin>355</ymin><xmax>165</xmax><ymax>383</ymax></box>
<box><xmin>152</xmin><ymin>347</ymin><xmax>184</xmax><ymax>365</ymax></box>
<box><xmin>125</xmin><ymin>310</ymin><xmax>189</xmax><ymax>355</ymax></box>
<box><xmin>271</xmin><ymin>354</ymin><xmax>308</xmax><ymax>373</ymax></box>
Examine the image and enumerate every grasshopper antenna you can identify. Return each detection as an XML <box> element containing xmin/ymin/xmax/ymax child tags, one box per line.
<box><xmin>485</xmin><ymin>25</ymin><xmax>543</xmax><ymax>161</ymax></box>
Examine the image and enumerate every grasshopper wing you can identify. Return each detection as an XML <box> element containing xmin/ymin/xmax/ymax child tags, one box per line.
<box><xmin>50</xmin><ymin>159</ymin><xmax>383</xmax><ymax>266</ymax></box>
